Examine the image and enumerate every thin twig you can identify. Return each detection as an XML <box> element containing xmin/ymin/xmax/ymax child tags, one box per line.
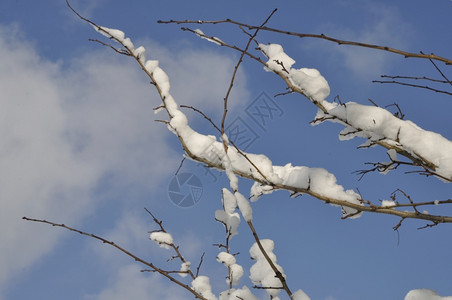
<box><xmin>220</xmin><ymin>8</ymin><xmax>278</xmax><ymax>152</ymax></box>
<box><xmin>380</xmin><ymin>75</ymin><xmax>449</xmax><ymax>84</ymax></box>
<box><xmin>180</xmin><ymin>105</ymin><xmax>221</xmax><ymax>133</ymax></box>
<box><xmin>175</xmin><ymin>157</ymin><xmax>186</xmax><ymax>175</ymax></box>
<box><xmin>88</xmin><ymin>38</ymin><xmax>130</xmax><ymax>56</ymax></box>
<box><xmin>195</xmin><ymin>252</ymin><xmax>205</xmax><ymax>278</ymax></box>
<box><xmin>372</xmin><ymin>80</ymin><xmax>452</xmax><ymax>96</ymax></box>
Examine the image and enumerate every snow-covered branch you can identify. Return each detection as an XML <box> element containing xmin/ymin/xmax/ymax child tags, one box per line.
<box><xmin>179</xmin><ymin>26</ymin><xmax>452</xmax><ymax>183</ymax></box>
<box><xmin>69</xmin><ymin>5</ymin><xmax>452</xmax><ymax>225</ymax></box>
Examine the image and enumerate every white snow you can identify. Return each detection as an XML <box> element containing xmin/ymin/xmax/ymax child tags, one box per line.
<box><xmin>149</xmin><ymin>231</ymin><xmax>173</xmax><ymax>249</ymax></box>
<box><xmin>222</xmin><ymin>188</ymin><xmax>237</xmax><ymax>214</ymax></box>
<box><xmin>152</xmin><ymin>67</ymin><xmax>171</xmax><ymax>97</ymax></box>
<box><xmin>259</xmin><ymin>43</ymin><xmax>330</xmax><ymax>102</ymax></box>
<box><xmin>179</xmin><ymin>261</ymin><xmax>191</xmax><ymax>278</ymax></box>
<box><xmin>217</xmin><ymin>253</ymin><xmax>245</xmax><ymax>285</ymax></box>
<box><xmin>215</xmin><ymin>209</ymin><xmax>240</xmax><ymax>237</ymax></box>
<box><xmin>216</xmin><ymin>188</ymin><xmax>241</xmax><ymax>237</ymax></box>
<box><xmin>194</xmin><ymin>29</ymin><xmax>223</xmax><ymax>45</ymax></box>
<box><xmin>259</xmin><ymin>44</ymin><xmax>295</xmax><ymax>72</ymax></box>
<box><xmin>405</xmin><ymin>289</ymin><xmax>452</xmax><ymax>300</ymax></box>
<box><xmin>133</xmin><ymin>46</ymin><xmax>146</xmax><ymax>64</ymax></box>
<box><xmin>144</xmin><ymin>60</ymin><xmax>159</xmax><ymax>74</ymax></box>
<box><xmin>249</xmin><ymin>239</ymin><xmax>285</xmax><ymax>298</ymax></box>
<box><xmin>92</xmin><ymin>25</ymin><xmax>125</xmax><ymax>41</ymax></box>
<box><xmin>251</xmin><ymin>163</ymin><xmax>363</xmax><ymax>218</ymax></box>
<box><xmin>289</xmin><ymin>68</ymin><xmax>330</xmax><ymax>102</ymax></box>
<box><xmin>381</xmin><ymin>200</ymin><xmax>396</xmax><ymax>208</ymax></box>
<box><xmin>235</xmin><ymin>191</ymin><xmax>253</xmax><ymax>222</ymax></box>
<box><xmin>314</xmin><ymin>101</ymin><xmax>452</xmax><ymax>181</ymax></box>
<box><xmin>217</xmin><ymin>252</ymin><xmax>236</xmax><ymax>266</ymax></box>
<box><xmin>250</xmin><ymin>182</ymin><xmax>274</xmax><ymax>202</ymax></box>
<box><xmin>219</xmin><ymin>286</ymin><xmax>258</xmax><ymax>300</ymax></box>
<box><xmin>221</xmin><ymin>149</ymin><xmax>239</xmax><ymax>192</ymax></box>
<box><xmin>192</xmin><ymin>276</ymin><xmax>218</xmax><ymax>300</ymax></box>
<box><xmin>122</xmin><ymin>37</ymin><xmax>134</xmax><ymax>51</ymax></box>
<box><xmin>229</xmin><ymin>264</ymin><xmax>244</xmax><ymax>285</ymax></box>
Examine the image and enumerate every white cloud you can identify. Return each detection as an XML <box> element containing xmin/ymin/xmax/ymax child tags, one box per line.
<box><xmin>0</xmin><ymin>23</ymin><xmax>249</xmax><ymax>297</ymax></box>
<box><xmin>0</xmin><ymin>24</ymin><xmax>99</xmax><ymax>291</ymax></box>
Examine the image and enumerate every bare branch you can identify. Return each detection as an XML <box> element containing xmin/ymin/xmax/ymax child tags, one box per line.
<box><xmin>23</xmin><ymin>216</ymin><xmax>207</xmax><ymax>300</ymax></box>
<box><xmin>195</xmin><ymin>253</ymin><xmax>205</xmax><ymax>278</ymax></box>
<box><xmin>88</xmin><ymin>38</ymin><xmax>131</xmax><ymax>56</ymax></box>
<box><xmin>380</xmin><ymin>75</ymin><xmax>450</xmax><ymax>84</ymax></box>
<box><xmin>420</xmin><ymin>51</ymin><xmax>452</xmax><ymax>85</ymax></box>
<box><xmin>180</xmin><ymin>105</ymin><xmax>221</xmax><ymax>133</ymax></box>
<box><xmin>158</xmin><ymin>18</ymin><xmax>452</xmax><ymax>65</ymax></box>
<box><xmin>372</xmin><ymin>79</ymin><xmax>452</xmax><ymax>96</ymax></box>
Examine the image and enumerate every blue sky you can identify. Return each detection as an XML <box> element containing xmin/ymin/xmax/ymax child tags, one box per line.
<box><xmin>0</xmin><ymin>1</ymin><xmax>451</xmax><ymax>299</ymax></box>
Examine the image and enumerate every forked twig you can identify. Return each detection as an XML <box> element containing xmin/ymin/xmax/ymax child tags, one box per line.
<box><xmin>145</xmin><ymin>208</ymin><xmax>196</xmax><ymax>280</ymax></box>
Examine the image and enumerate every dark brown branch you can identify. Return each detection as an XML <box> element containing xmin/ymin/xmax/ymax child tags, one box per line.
<box><xmin>158</xmin><ymin>18</ymin><xmax>452</xmax><ymax>65</ymax></box>
<box><xmin>253</xmin><ymin>285</ymin><xmax>284</xmax><ymax>290</ymax></box>
<box><xmin>195</xmin><ymin>252</ymin><xmax>205</xmax><ymax>278</ymax></box>
<box><xmin>175</xmin><ymin>157</ymin><xmax>186</xmax><ymax>175</ymax></box>
<box><xmin>372</xmin><ymin>80</ymin><xmax>452</xmax><ymax>96</ymax></box>
<box><xmin>180</xmin><ymin>105</ymin><xmax>221</xmax><ymax>133</ymax></box>
<box><xmin>23</xmin><ymin>216</ymin><xmax>207</xmax><ymax>300</ymax></box>
<box><xmin>380</xmin><ymin>75</ymin><xmax>449</xmax><ymax>84</ymax></box>
<box><xmin>88</xmin><ymin>38</ymin><xmax>131</xmax><ymax>56</ymax></box>
<box><xmin>421</xmin><ymin>51</ymin><xmax>452</xmax><ymax>85</ymax></box>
